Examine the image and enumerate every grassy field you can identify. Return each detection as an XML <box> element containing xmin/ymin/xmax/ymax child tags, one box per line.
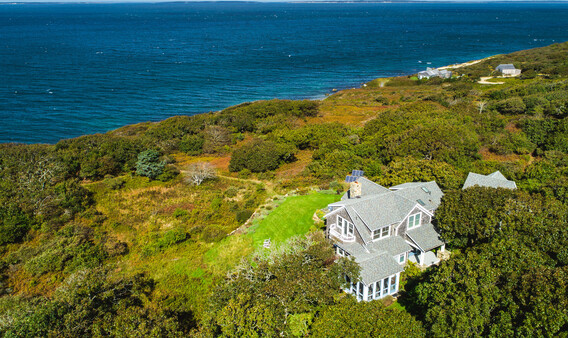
<box><xmin>248</xmin><ymin>192</ymin><xmax>341</xmax><ymax>247</ymax></box>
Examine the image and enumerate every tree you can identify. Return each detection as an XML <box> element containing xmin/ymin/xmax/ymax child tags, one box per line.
<box><xmin>200</xmin><ymin>233</ymin><xmax>359</xmax><ymax>336</ymax></box>
<box><xmin>135</xmin><ymin>149</ymin><xmax>165</xmax><ymax>179</ymax></box>
<box><xmin>0</xmin><ymin>204</ymin><xmax>31</xmax><ymax>245</ymax></box>
<box><xmin>203</xmin><ymin>125</ymin><xmax>230</xmax><ymax>153</ymax></box>
<box><xmin>229</xmin><ymin>139</ymin><xmax>295</xmax><ymax>173</ymax></box>
<box><xmin>434</xmin><ymin>187</ymin><xmax>516</xmax><ymax>248</ymax></box>
<box><xmin>311</xmin><ymin>297</ymin><xmax>426</xmax><ymax>338</ymax></box>
<box><xmin>179</xmin><ymin>134</ymin><xmax>204</xmax><ymax>155</ymax></box>
<box><xmin>477</xmin><ymin>100</ymin><xmax>487</xmax><ymax>114</ymax></box>
<box><xmin>185</xmin><ymin>162</ymin><xmax>216</xmax><ymax>186</ymax></box>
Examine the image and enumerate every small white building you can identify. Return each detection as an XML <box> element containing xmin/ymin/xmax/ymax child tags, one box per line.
<box><xmin>496</xmin><ymin>64</ymin><xmax>521</xmax><ymax>77</ymax></box>
<box><xmin>417</xmin><ymin>67</ymin><xmax>452</xmax><ymax>80</ymax></box>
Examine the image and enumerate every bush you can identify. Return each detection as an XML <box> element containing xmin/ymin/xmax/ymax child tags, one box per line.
<box><xmin>179</xmin><ymin>135</ymin><xmax>204</xmax><ymax>155</ymax></box>
<box><xmin>201</xmin><ymin>226</ymin><xmax>226</xmax><ymax>243</ymax></box>
<box><xmin>103</xmin><ymin>176</ymin><xmax>126</xmax><ymax>190</ymax></box>
<box><xmin>229</xmin><ymin>139</ymin><xmax>295</xmax><ymax>173</ymax></box>
<box><xmin>374</xmin><ymin>96</ymin><xmax>390</xmax><ymax>105</ymax></box>
<box><xmin>156</xmin><ymin>165</ymin><xmax>180</xmax><ymax>182</ymax></box>
<box><xmin>0</xmin><ymin>205</ymin><xmax>31</xmax><ymax>246</ymax></box>
<box><xmin>225</xmin><ymin>187</ymin><xmax>238</xmax><ymax>198</ymax></box>
<box><xmin>495</xmin><ymin>96</ymin><xmax>527</xmax><ymax>115</ymax></box>
<box><xmin>135</xmin><ymin>149</ymin><xmax>166</xmax><ymax>179</ymax></box>
<box><xmin>236</xmin><ymin>209</ymin><xmax>253</xmax><ymax>224</ymax></box>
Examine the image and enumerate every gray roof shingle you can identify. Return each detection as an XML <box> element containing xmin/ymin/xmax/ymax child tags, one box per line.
<box><xmin>406</xmin><ymin>223</ymin><xmax>445</xmax><ymax>252</ymax></box>
<box><xmin>367</xmin><ymin>236</ymin><xmax>412</xmax><ymax>256</ymax></box>
<box><xmin>391</xmin><ymin>181</ymin><xmax>444</xmax><ymax>211</ymax></box>
<box><xmin>462</xmin><ymin>171</ymin><xmax>517</xmax><ymax>190</ymax></box>
<box><xmin>357</xmin><ymin>253</ymin><xmax>405</xmax><ymax>284</ymax></box>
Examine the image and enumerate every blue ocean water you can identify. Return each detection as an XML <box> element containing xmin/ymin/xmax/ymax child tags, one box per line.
<box><xmin>2</xmin><ymin>2</ymin><xmax>568</xmax><ymax>144</ymax></box>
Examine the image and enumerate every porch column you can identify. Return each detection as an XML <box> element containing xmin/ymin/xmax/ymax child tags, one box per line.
<box><xmin>440</xmin><ymin>244</ymin><xmax>446</xmax><ymax>252</ymax></box>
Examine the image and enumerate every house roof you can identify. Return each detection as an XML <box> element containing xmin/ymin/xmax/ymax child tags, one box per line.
<box><xmin>496</xmin><ymin>64</ymin><xmax>516</xmax><ymax>71</ymax></box>
<box><xmin>330</xmin><ymin>181</ymin><xmax>442</xmax><ymax>230</ymax></box>
<box><xmin>367</xmin><ymin>236</ymin><xmax>412</xmax><ymax>257</ymax></box>
<box><xmin>351</xmin><ymin>194</ymin><xmax>416</xmax><ymax>231</ymax></box>
<box><xmin>462</xmin><ymin>171</ymin><xmax>517</xmax><ymax>190</ymax></box>
<box><xmin>357</xmin><ymin>252</ymin><xmax>405</xmax><ymax>285</ymax></box>
<box><xmin>406</xmin><ymin>223</ymin><xmax>445</xmax><ymax>252</ymax></box>
<box><xmin>340</xmin><ymin>177</ymin><xmax>390</xmax><ymax>200</ymax></box>
<box><xmin>391</xmin><ymin>181</ymin><xmax>443</xmax><ymax>211</ymax></box>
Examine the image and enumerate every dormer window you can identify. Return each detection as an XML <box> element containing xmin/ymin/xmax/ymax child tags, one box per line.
<box><xmin>336</xmin><ymin>246</ymin><xmax>350</xmax><ymax>257</ymax></box>
<box><xmin>338</xmin><ymin>216</ymin><xmax>354</xmax><ymax>237</ymax></box>
<box><xmin>372</xmin><ymin>225</ymin><xmax>389</xmax><ymax>240</ymax></box>
<box><xmin>408</xmin><ymin>213</ymin><xmax>421</xmax><ymax>229</ymax></box>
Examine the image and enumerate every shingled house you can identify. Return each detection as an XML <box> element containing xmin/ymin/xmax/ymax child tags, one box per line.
<box><xmin>462</xmin><ymin>171</ymin><xmax>517</xmax><ymax>190</ymax></box>
<box><xmin>495</xmin><ymin>64</ymin><xmax>521</xmax><ymax>76</ymax></box>
<box><xmin>324</xmin><ymin>177</ymin><xmax>446</xmax><ymax>302</ymax></box>
<box><xmin>417</xmin><ymin>67</ymin><xmax>452</xmax><ymax>80</ymax></box>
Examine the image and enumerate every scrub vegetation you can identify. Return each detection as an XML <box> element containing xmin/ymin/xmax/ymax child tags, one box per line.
<box><xmin>1</xmin><ymin>42</ymin><xmax>568</xmax><ymax>336</ymax></box>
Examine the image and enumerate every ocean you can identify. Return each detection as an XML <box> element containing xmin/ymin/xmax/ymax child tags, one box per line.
<box><xmin>2</xmin><ymin>2</ymin><xmax>568</xmax><ymax>144</ymax></box>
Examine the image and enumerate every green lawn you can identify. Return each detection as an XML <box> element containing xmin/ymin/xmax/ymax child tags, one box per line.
<box><xmin>249</xmin><ymin>192</ymin><xmax>341</xmax><ymax>247</ymax></box>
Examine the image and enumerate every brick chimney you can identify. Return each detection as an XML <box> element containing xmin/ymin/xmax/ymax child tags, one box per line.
<box><xmin>350</xmin><ymin>181</ymin><xmax>362</xmax><ymax>198</ymax></box>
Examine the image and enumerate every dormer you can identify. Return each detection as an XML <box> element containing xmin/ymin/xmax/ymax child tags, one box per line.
<box><xmin>329</xmin><ymin>215</ymin><xmax>356</xmax><ymax>243</ymax></box>
<box><xmin>371</xmin><ymin>224</ymin><xmax>391</xmax><ymax>241</ymax></box>
<box><xmin>407</xmin><ymin>212</ymin><xmax>422</xmax><ymax>230</ymax></box>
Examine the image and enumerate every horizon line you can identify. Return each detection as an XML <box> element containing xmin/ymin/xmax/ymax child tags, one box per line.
<box><xmin>3</xmin><ymin>0</ymin><xmax>568</xmax><ymax>3</ymax></box>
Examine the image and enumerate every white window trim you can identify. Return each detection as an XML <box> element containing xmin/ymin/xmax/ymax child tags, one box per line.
<box><xmin>338</xmin><ymin>215</ymin><xmax>354</xmax><ymax>237</ymax></box>
<box><xmin>372</xmin><ymin>225</ymin><xmax>390</xmax><ymax>241</ymax></box>
<box><xmin>407</xmin><ymin>213</ymin><xmax>421</xmax><ymax>229</ymax></box>
<box><xmin>398</xmin><ymin>253</ymin><xmax>406</xmax><ymax>264</ymax></box>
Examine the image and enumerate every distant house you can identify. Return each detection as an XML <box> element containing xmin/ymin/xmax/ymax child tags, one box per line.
<box><xmin>495</xmin><ymin>64</ymin><xmax>521</xmax><ymax>76</ymax></box>
<box><xmin>324</xmin><ymin>177</ymin><xmax>446</xmax><ymax>302</ymax></box>
<box><xmin>462</xmin><ymin>170</ymin><xmax>517</xmax><ymax>190</ymax></box>
<box><xmin>417</xmin><ymin>67</ymin><xmax>452</xmax><ymax>80</ymax></box>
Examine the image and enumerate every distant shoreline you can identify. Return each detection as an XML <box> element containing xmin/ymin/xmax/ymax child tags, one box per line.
<box><xmin>3</xmin><ymin>1</ymin><xmax>568</xmax><ymax>4</ymax></box>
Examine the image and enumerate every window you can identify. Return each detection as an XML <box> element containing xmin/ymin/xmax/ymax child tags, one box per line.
<box><xmin>408</xmin><ymin>213</ymin><xmax>421</xmax><ymax>229</ymax></box>
<box><xmin>382</xmin><ymin>277</ymin><xmax>389</xmax><ymax>296</ymax></box>
<box><xmin>374</xmin><ymin>281</ymin><xmax>381</xmax><ymax>298</ymax></box>
<box><xmin>336</xmin><ymin>247</ymin><xmax>350</xmax><ymax>257</ymax></box>
<box><xmin>357</xmin><ymin>282</ymin><xmax>364</xmax><ymax>300</ymax></box>
<box><xmin>372</xmin><ymin>225</ymin><xmax>390</xmax><ymax>240</ymax></box>
<box><xmin>390</xmin><ymin>275</ymin><xmax>397</xmax><ymax>293</ymax></box>
<box><xmin>399</xmin><ymin>253</ymin><xmax>405</xmax><ymax>264</ymax></box>
<box><xmin>338</xmin><ymin>216</ymin><xmax>354</xmax><ymax>237</ymax></box>
<box><xmin>367</xmin><ymin>284</ymin><xmax>373</xmax><ymax>301</ymax></box>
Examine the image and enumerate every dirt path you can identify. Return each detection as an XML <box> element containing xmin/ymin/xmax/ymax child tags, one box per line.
<box><xmin>478</xmin><ymin>76</ymin><xmax>505</xmax><ymax>85</ymax></box>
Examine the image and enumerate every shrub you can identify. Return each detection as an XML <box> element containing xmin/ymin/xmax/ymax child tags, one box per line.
<box><xmin>225</xmin><ymin>187</ymin><xmax>238</xmax><ymax>198</ymax></box>
<box><xmin>179</xmin><ymin>135</ymin><xmax>204</xmax><ymax>155</ymax></box>
<box><xmin>156</xmin><ymin>165</ymin><xmax>180</xmax><ymax>182</ymax></box>
<box><xmin>201</xmin><ymin>226</ymin><xmax>226</xmax><ymax>243</ymax></box>
<box><xmin>135</xmin><ymin>149</ymin><xmax>165</xmax><ymax>179</ymax></box>
<box><xmin>374</xmin><ymin>96</ymin><xmax>390</xmax><ymax>105</ymax></box>
<box><xmin>229</xmin><ymin>139</ymin><xmax>296</xmax><ymax>173</ymax></box>
<box><xmin>495</xmin><ymin>97</ymin><xmax>527</xmax><ymax>115</ymax></box>
<box><xmin>0</xmin><ymin>205</ymin><xmax>31</xmax><ymax>246</ymax></box>
<box><xmin>103</xmin><ymin>176</ymin><xmax>126</xmax><ymax>190</ymax></box>
<box><xmin>173</xmin><ymin>208</ymin><xmax>189</xmax><ymax>219</ymax></box>
<box><xmin>236</xmin><ymin>209</ymin><xmax>253</xmax><ymax>224</ymax></box>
